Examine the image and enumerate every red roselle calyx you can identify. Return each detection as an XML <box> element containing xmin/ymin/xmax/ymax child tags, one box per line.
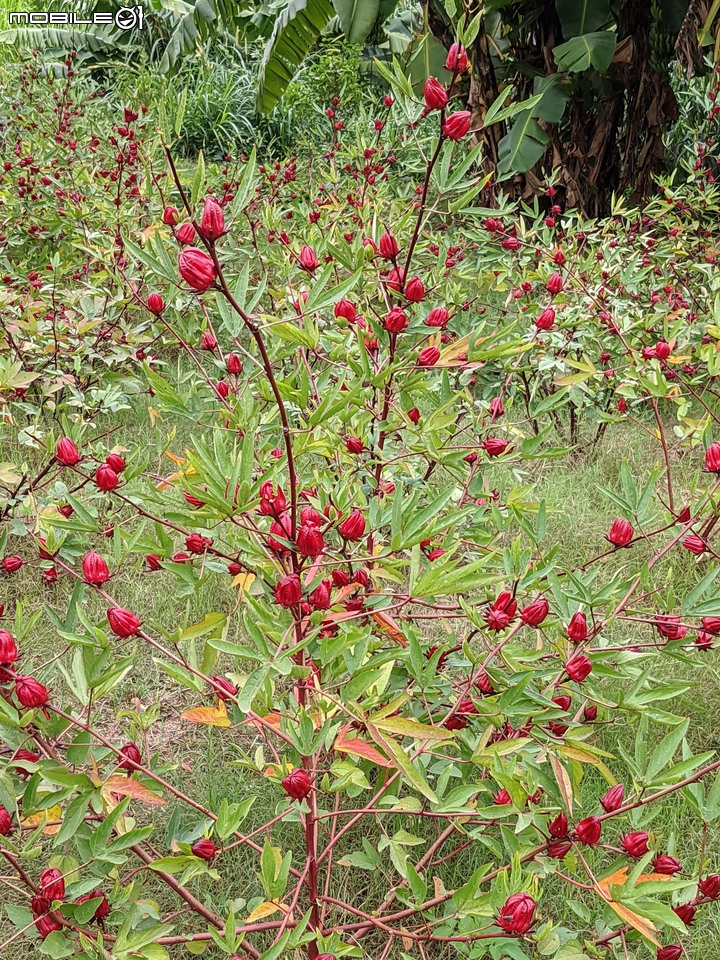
<box><xmin>147</xmin><ymin>293</ymin><xmax>164</xmax><ymax>314</ymax></box>
<box><xmin>606</xmin><ymin>517</ymin><xmax>634</xmax><ymax>546</ymax></box>
<box><xmin>622</xmin><ymin>831</ymin><xmax>649</xmax><ymax>858</ymax></box>
<box><xmin>281</xmin><ymin>767</ymin><xmax>313</xmax><ymax>800</ymax></box>
<box><xmin>652</xmin><ymin>853</ymin><xmax>682</xmax><ymax>875</ymax></box>
<box><xmin>600</xmin><ymin>783</ymin><xmax>624</xmax><ymax>812</ymax></box>
<box><xmin>95</xmin><ymin>464</ymin><xmax>119</xmax><ymax>492</ymax></box>
<box><xmin>565</xmin><ymin>654</ymin><xmax>592</xmax><ymax>682</ymax></box>
<box><xmin>442</xmin><ymin>110</ymin><xmax>472</xmax><ymax>141</ymax></box>
<box><xmin>107</xmin><ymin>607</ymin><xmax>141</xmax><ymax>638</ymax></box>
<box><xmin>337</xmin><ymin>508</ymin><xmax>365</xmax><ymax>541</ymax></box>
<box><xmin>0</xmin><ymin>630</ymin><xmax>19</xmax><ymax>664</ymax></box>
<box><xmin>40</xmin><ymin>868</ymin><xmax>65</xmax><ymax>901</ymax></box>
<box><xmin>82</xmin><ymin>551</ymin><xmax>110</xmax><ymax>584</ymax></box>
<box><xmin>275</xmin><ymin>574</ymin><xmax>302</xmax><ymax>608</ymax></box>
<box><xmin>118</xmin><ymin>742</ymin><xmax>142</xmax><ymax>770</ymax></box>
<box><xmin>191</xmin><ymin>838</ymin><xmax>216</xmax><ymax>861</ymax></box>
<box><xmin>496</xmin><ymin>892</ymin><xmax>536</xmax><ymax>934</ymax></box>
<box><xmin>520</xmin><ymin>597</ymin><xmax>549</xmax><ymax>626</ymax></box>
<box><xmin>575</xmin><ymin>816</ymin><xmax>602</xmax><ymax>845</ymax></box>
<box><xmin>200</xmin><ymin>196</ymin><xmax>225</xmax><ymax>241</ymax></box>
<box><xmin>179</xmin><ymin>247</ymin><xmax>216</xmax><ymax>291</ymax></box>
<box><xmin>15</xmin><ymin>675</ymin><xmax>50</xmax><ymax>708</ymax></box>
<box><xmin>566</xmin><ymin>611</ymin><xmax>588</xmax><ymax>642</ymax></box>
<box><xmin>55</xmin><ymin>436</ymin><xmax>80</xmax><ymax>465</ymax></box>
<box><xmin>423</xmin><ymin>76</ymin><xmax>448</xmax><ymax>111</ymax></box>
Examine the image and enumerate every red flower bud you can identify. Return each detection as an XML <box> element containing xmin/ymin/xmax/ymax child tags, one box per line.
<box><xmin>493</xmin><ymin>787</ymin><xmax>512</xmax><ymax>805</ymax></box>
<box><xmin>520</xmin><ymin>597</ymin><xmax>549</xmax><ymax>626</ymax></box>
<box><xmin>227</xmin><ymin>353</ymin><xmax>243</xmax><ymax>374</ymax></box>
<box><xmin>275</xmin><ymin>574</ymin><xmax>302</xmax><ymax>608</ymax></box>
<box><xmin>705</xmin><ymin>442</ymin><xmax>720</xmax><ymax>472</ymax></box>
<box><xmin>405</xmin><ymin>276</ymin><xmax>425</xmax><ymax>302</ymax></box>
<box><xmin>334</xmin><ymin>299</ymin><xmax>356</xmax><ymax>322</ymax></box>
<box><xmin>547</xmin><ymin>839</ymin><xmax>572</xmax><ymax>858</ymax></box>
<box><xmin>575</xmin><ymin>815</ymin><xmax>602</xmax><ymax>845</ymax></box>
<box><xmin>82</xmin><ymin>551</ymin><xmax>110</xmax><ymax>584</ymax></box>
<box><xmin>299</xmin><ymin>245</ymin><xmax>319</xmax><ymax>272</ymax></box>
<box><xmin>15</xmin><ymin>675</ymin><xmax>50</xmax><ymax>708</ymax></box>
<box><xmin>565</xmin><ymin>654</ymin><xmax>592</xmax><ymax>682</ymax></box>
<box><xmin>35</xmin><ymin>914</ymin><xmax>62</xmax><ymax>939</ymax></box>
<box><xmin>213</xmin><ymin>676</ymin><xmax>238</xmax><ymax>701</ymax></box>
<box><xmin>656</xmin><ymin>948</ymin><xmax>682</xmax><ymax>960</ymax></box>
<box><xmin>200</xmin><ymin>197</ymin><xmax>225</xmax><ymax>241</ymax></box>
<box><xmin>345</xmin><ymin>436</ymin><xmax>364</xmax><ymax>454</ymax></box>
<box><xmin>600</xmin><ymin>783</ymin><xmax>625</xmax><ymax>812</ymax></box>
<box><xmin>417</xmin><ymin>345</ymin><xmax>440</xmax><ymax>366</ymax></box>
<box><xmin>191</xmin><ymin>838</ymin><xmax>216</xmax><ymax>861</ymax></box>
<box><xmin>162</xmin><ymin>205</ymin><xmax>179</xmax><ymax>226</ymax></box>
<box><xmin>297</xmin><ymin>524</ymin><xmax>325</xmax><ymax>558</ymax></box>
<box><xmin>425</xmin><ymin>306</ymin><xmax>449</xmax><ymax>327</ymax></box>
<box><xmin>683</xmin><ymin>533</ymin><xmax>707</xmax><ymax>554</ymax></box>
<box><xmin>105</xmin><ymin>453</ymin><xmax>126</xmax><ymax>473</ymax></box>
<box><xmin>496</xmin><ymin>892</ymin><xmax>536</xmax><ymax>934</ymax></box>
<box><xmin>147</xmin><ymin>292</ymin><xmax>164</xmax><ymax>314</ymax></box>
<box><xmin>75</xmin><ymin>889</ymin><xmax>110</xmax><ymax>920</ymax></box>
<box><xmin>384</xmin><ymin>307</ymin><xmax>408</xmax><ymax>333</ymax></box>
<box><xmin>0</xmin><ymin>630</ymin><xmax>19</xmax><ymax>664</ymax></box>
<box><xmin>606</xmin><ymin>518</ymin><xmax>634</xmax><ymax>547</ymax></box>
<box><xmin>672</xmin><ymin>902</ymin><xmax>696</xmax><ymax>925</ymax></box>
<box><xmin>699</xmin><ymin>873</ymin><xmax>720</xmax><ymax>899</ymax></box>
<box><xmin>484</xmin><ymin>437</ymin><xmax>509</xmax><ymax>457</ymax></box>
<box><xmin>702</xmin><ymin>616</ymin><xmax>720</xmax><ymax>634</ymax></box>
<box><xmin>201</xmin><ymin>331</ymin><xmax>217</xmax><ymax>351</ymax></box>
<box><xmin>282</xmin><ymin>767</ymin><xmax>313</xmax><ymax>800</ymax></box>
<box><xmin>546</xmin><ymin>272</ymin><xmax>564</xmax><ymax>294</ymax></box>
<box><xmin>378</xmin><ymin>232</ymin><xmax>399</xmax><ymax>260</ymax></box>
<box><xmin>118</xmin><ymin>742</ymin><xmax>142</xmax><ymax>770</ymax></box>
<box><xmin>309</xmin><ymin>579</ymin><xmax>332</xmax><ymax>610</ymax></box>
<box><xmin>0</xmin><ymin>807</ymin><xmax>13</xmax><ymax>835</ymax></box>
<box><xmin>176</xmin><ymin>222</ymin><xmax>196</xmax><ymax>244</ymax></box>
<box><xmin>338</xmin><ymin>508</ymin><xmax>365</xmax><ymax>541</ymax></box>
<box><xmin>107</xmin><ymin>607</ymin><xmax>141</xmax><ymax>637</ymax></box>
<box><xmin>549</xmin><ymin>812</ymin><xmax>569</xmax><ymax>838</ymax></box>
<box><xmin>552</xmin><ymin>695</ymin><xmax>571</xmax><ymax>711</ymax></box>
<box><xmin>95</xmin><ymin>464</ymin><xmax>119</xmax><ymax>492</ymax></box>
<box><xmin>56</xmin><ymin>437</ymin><xmax>80</xmax><ymax>465</ymax></box>
<box><xmin>584</xmin><ymin>704</ymin><xmax>598</xmax><ymax>721</ymax></box>
<box><xmin>145</xmin><ymin>554</ymin><xmax>162</xmax><ymax>571</ymax></box>
<box><xmin>442</xmin><ymin>110</ymin><xmax>471</xmax><ymax>141</ymax></box>
<box><xmin>652</xmin><ymin>853</ymin><xmax>682</xmax><ymax>875</ymax></box>
<box><xmin>655</xmin><ymin>615</ymin><xmax>686</xmax><ymax>640</ymax></box>
<box><xmin>535</xmin><ymin>306</ymin><xmax>555</xmax><ymax>330</ymax></box>
<box><xmin>2</xmin><ymin>556</ymin><xmax>23</xmax><ymax>574</ymax></box>
<box><xmin>179</xmin><ymin>247</ymin><xmax>216</xmax><ymax>291</ymax></box>
<box><xmin>40</xmin><ymin>868</ymin><xmax>65</xmax><ymax>902</ymax></box>
<box><xmin>622</xmin><ymin>831</ymin><xmax>649</xmax><ymax>858</ymax></box>
<box><xmin>566</xmin><ymin>611</ymin><xmax>587</xmax><ymax>642</ymax></box>
<box><xmin>331</xmin><ymin>569</ymin><xmax>351</xmax><ymax>587</ymax></box>
<box><xmin>423</xmin><ymin>76</ymin><xmax>448</xmax><ymax>111</ymax></box>
<box><xmin>185</xmin><ymin>533</ymin><xmax>212</xmax><ymax>554</ymax></box>
<box><xmin>408</xmin><ymin>407</ymin><xmax>420</xmax><ymax>424</ymax></box>
<box><xmin>445</xmin><ymin>42</ymin><xmax>468</xmax><ymax>73</ymax></box>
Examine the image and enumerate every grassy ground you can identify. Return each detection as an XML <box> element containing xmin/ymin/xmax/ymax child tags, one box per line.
<box><xmin>2</xmin><ymin>404</ymin><xmax>720</xmax><ymax>958</ymax></box>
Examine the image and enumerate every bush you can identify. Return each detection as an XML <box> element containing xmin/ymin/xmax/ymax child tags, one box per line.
<box><xmin>4</xmin><ymin>47</ymin><xmax>720</xmax><ymax>960</ymax></box>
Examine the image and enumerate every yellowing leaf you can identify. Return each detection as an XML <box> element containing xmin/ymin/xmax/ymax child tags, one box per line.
<box><xmin>549</xmin><ymin>754</ymin><xmax>573</xmax><ymax>817</ymax></box>
<box><xmin>181</xmin><ymin>703</ymin><xmax>231</xmax><ymax>727</ymax></box>
<box><xmin>372</xmin><ymin>611</ymin><xmax>408</xmax><ymax>647</ymax></box>
<box><xmin>103</xmin><ymin>777</ymin><xmax>166</xmax><ymax>806</ymax></box>
<box><xmin>245</xmin><ymin>901</ymin><xmax>288</xmax><ymax>923</ymax></box>
<box><xmin>334</xmin><ymin>724</ymin><xmax>393</xmax><ymax>768</ymax></box>
<box><xmin>605</xmin><ymin>901</ymin><xmax>659</xmax><ymax>946</ymax></box>
<box><xmin>233</xmin><ymin>572</ymin><xmax>256</xmax><ymax>594</ymax></box>
<box><xmin>21</xmin><ymin>804</ymin><xmax>62</xmax><ymax>836</ymax></box>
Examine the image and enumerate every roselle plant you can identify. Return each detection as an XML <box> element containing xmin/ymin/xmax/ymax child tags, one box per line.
<box><xmin>4</xmin><ymin>47</ymin><xmax>720</xmax><ymax>960</ymax></box>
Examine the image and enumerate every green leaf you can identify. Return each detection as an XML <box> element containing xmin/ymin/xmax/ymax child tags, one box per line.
<box><xmin>554</xmin><ymin>31</ymin><xmax>617</xmax><ymax>72</ymax></box>
<box><xmin>555</xmin><ymin>0</ymin><xmax>610</xmax><ymax>36</ymax></box>
<box><xmin>256</xmin><ymin>0</ymin><xmax>336</xmax><ymax>113</ymax></box>
<box><xmin>483</xmin><ymin>92</ymin><xmax>544</xmax><ymax>128</ymax></box>
<box><xmin>334</xmin><ymin>0</ymin><xmax>379</xmax><ymax>43</ymax></box>
<box><xmin>497</xmin><ymin>112</ymin><xmax>549</xmax><ymax>177</ymax></box>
